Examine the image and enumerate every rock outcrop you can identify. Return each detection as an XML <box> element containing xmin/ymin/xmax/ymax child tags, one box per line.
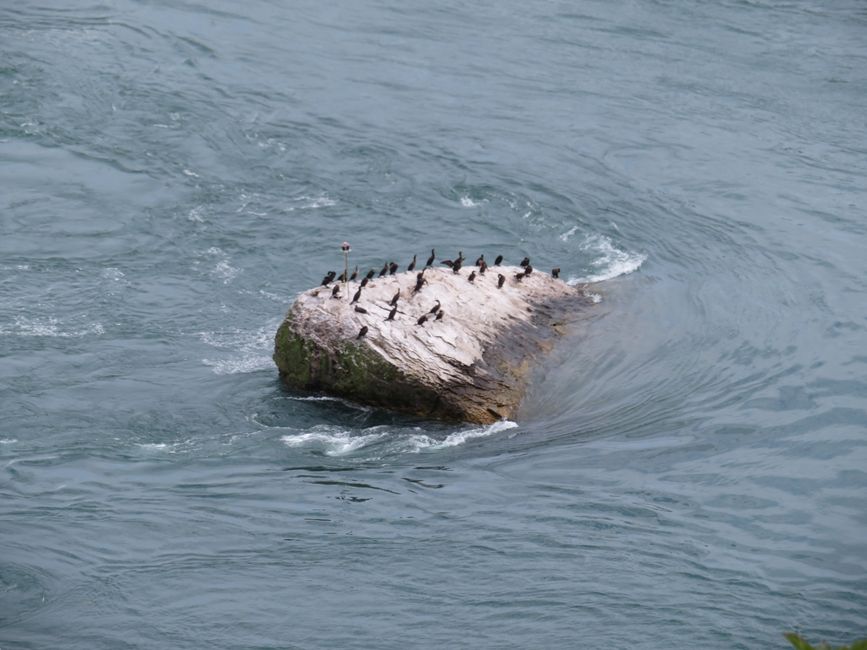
<box><xmin>273</xmin><ymin>266</ymin><xmax>595</xmax><ymax>423</ymax></box>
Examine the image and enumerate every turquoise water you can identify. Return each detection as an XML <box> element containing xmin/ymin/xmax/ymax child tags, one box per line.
<box><xmin>2</xmin><ymin>1</ymin><xmax>866</xmax><ymax>648</ymax></box>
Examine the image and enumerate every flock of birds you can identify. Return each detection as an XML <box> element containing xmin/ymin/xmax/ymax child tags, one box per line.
<box><xmin>314</xmin><ymin>249</ymin><xmax>562</xmax><ymax>341</ymax></box>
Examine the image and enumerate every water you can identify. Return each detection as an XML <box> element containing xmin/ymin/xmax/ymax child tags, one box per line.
<box><xmin>2</xmin><ymin>1</ymin><xmax>866</xmax><ymax>647</ymax></box>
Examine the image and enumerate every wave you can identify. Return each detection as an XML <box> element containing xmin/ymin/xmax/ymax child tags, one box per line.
<box><xmin>0</xmin><ymin>316</ymin><xmax>104</xmax><ymax>338</ymax></box>
<box><xmin>279</xmin><ymin>420</ymin><xmax>518</xmax><ymax>457</ymax></box>
<box><xmin>199</xmin><ymin>323</ymin><xmax>277</xmax><ymax>375</ymax></box>
<box><xmin>568</xmin><ymin>233</ymin><xmax>646</xmax><ymax>283</ymax></box>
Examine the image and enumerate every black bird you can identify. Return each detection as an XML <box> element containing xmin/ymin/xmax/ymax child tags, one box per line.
<box><xmin>428</xmin><ymin>300</ymin><xmax>441</xmax><ymax>315</ymax></box>
<box><xmin>378</xmin><ymin>262</ymin><xmax>389</xmax><ymax>277</ymax></box>
<box><xmin>475</xmin><ymin>254</ymin><xmax>485</xmax><ymax>267</ymax></box>
<box><xmin>349</xmin><ymin>266</ymin><xmax>359</xmax><ymax>281</ymax></box>
<box><xmin>417</xmin><ymin>314</ymin><xmax>428</xmax><ymax>327</ymax></box>
<box><xmin>425</xmin><ymin>248</ymin><xmax>435</xmax><ymax>267</ymax></box>
<box><xmin>435</xmin><ymin>310</ymin><xmax>444</xmax><ymax>321</ymax></box>
<box><xmin>360</xmin><ymin>276</ymin><xmax>370</xmax><ymax>288</ymax></box>
<box><xmin>479</xmin><ymin>260</ymin><xmax>488</xmax><ymax>275</ymax></box>
<box><xmin>389</xmin><ymin>290</ymin><xmax>400</xmax><ymax>306</ymax></box>
<box><xmin>321</xmin><ymin>271</ymin><xmax>336</xmax><ymax>286</ymax></box>
<box><xmin>441</xmin><ymin>259</ymin><xmax>454</xmax><ymax>269</ymax></box>
<box><xmin>494</xmin><ymin>255</ymin><xmax>503</xmax><ymax>266</ymax></box>
<box><xmin>357</xmin><ymin>326</ymin><xmax>368</xmax><ymax>339</ymax></box>
<box><xmin>497</xmin><ymin>273</ymin><xmax>505</xmax><ymax>289</ymax></box>
<box><xmin>551</xmin><ymin>267</ymin><xmax>560</xmax><ymax>279</ymax></box>
<box><xmin>337</xmin><ymin>270</ymin><xmax>347</xmax><ymax>282</ymax></box>
<box><xmin>365</xmin><ymin>269</ymin><xmax>376</xmax><ymax>281</ymax></box>
<box><xmin>468</xmin><ymin>271</ymin><xmax>476</xmax><ymax>283</ymax></box>
<box><xmin>412</xmin><ymin>280</ymin><xmax>425</xmax><ymax>294</ymax></box>
<box><xmin>514</xmin><ymin>272</ymin><xmax>525</xmax><ymax>282</ymax></box>
<box><xmin>331</xmin><ymin>284</ymin><xmax>341</xmax><ymax>298</ymax></box>
<box><xmin>407</xmin><ymin>255</ymin><xmax>416</xmax><ymax>272</ymax></box>
<box><xmin>386</xmin><ymin>306</ymin><xmax>397</xmax><ymax>321</ymax></box>
<box><xmin>457</xmin><ymin>251</ymin><xmax>465</xmax><ymax>262</ymax></box>
<box><xmin>452</xmin><ymin>258</ymin><xmax>462</xmax><ymax>274</ymax></box>
<box><xmin>524</xmin><ymin>265</ymin><xmax>533</xmax><ymax>275</ymax></box>
<box><xmin>388</xmin><ymin>261</ymin><xmax>398</xmax><ymax>275</ymax></box>
<box><xmin>520</xmin><ymin>256</ymin><xmax>530</xmax><ymax>268</ymax></box>
<box><xmin>417</xmin><ymin>271</ymin><xmax>425</xmax><ymax>281</ymax></box>
<box><xmin>351</xmin><ymin>287</ymin><xmax>362</xmax><ymax>304</ymax></box>
<box><xmin>354</xmin><ymin>306</ymin><xmax>368</xmax><ymax>314</ymax></box>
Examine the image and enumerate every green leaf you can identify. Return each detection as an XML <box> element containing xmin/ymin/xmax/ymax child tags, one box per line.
<box><xmin>784</xmin><ymin>633</ymin><xmax>816</xmax><ymax>650</ymax></box>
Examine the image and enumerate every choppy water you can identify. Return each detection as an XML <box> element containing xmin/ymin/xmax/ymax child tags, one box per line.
<box><xmin>2</xmin><ymin>1</ymin><xmax>867</xmax><ymax>648</ymax></box>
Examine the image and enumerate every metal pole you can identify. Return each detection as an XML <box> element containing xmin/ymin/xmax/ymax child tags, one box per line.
<box><xmin>341</xmin><ymin>241</ymin><xmax>351</xmax><ymax>298</ymax></box>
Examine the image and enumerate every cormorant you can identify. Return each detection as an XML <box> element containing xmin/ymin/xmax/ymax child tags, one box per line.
<box><xmin>417</xmin><ymin>314</ymin><xmax>428</xmax><ymax>326</ymax></box>
<box><xmin>351</xmin><ymin>287</ymin><xmax>362</xmax><ymax>304</ymax></box>
<box><xmin>338</xmin><ymin>271</ymin><xmax>348</xmax><ymax>282</ymax></box>
<box><xmin>435</xmin><ymin>310</ymin><xmax>444</xmax><ymax>321</ymax></box>
<box><xmin>468</xmin><ymin>270</ymin><xmax>476</xmax><ymax>283</ymax></box>
<box><xmin>331</xmin><ymin>284</ymin><xmax>341</xmax><ymax>298</ymax></box>
<box><xmin>349</xmin><ymin>266</ymin><xmax>359</xmax><ymax>281</ymax></box>
<box><xmin>441</xmin><ymin>259</ymin><xmax>454</xmax><ymax>268</ymax></box>
<box><xmin>360</xmin><ymin>277</ymin><xmax>370</xmax><ymax>288</ymax></box>
<box><xmin>524</xmin><ymin>265</ymin><xmax>533</xmax><ymax>275</ymax></box>
<box><xmin>388</xmin><ymin>261</ymin><xmax>398</xmax><ymax>275</ymax></box>
<box><xmin>497</xmin><ymin>273</ymin><xmax>505</xmax><ymax>289</ymax></box>
<box><xmin>407</xmin><ymin>255</ymin><xmax>416</xmax><ymax>272</ymax></box>
<box><xmin>321</xmin><ymin>271</ymin><xmax>336</xmax><ymax>286</ymax></box>
<box><xmin>551</xmin><ymin>267</ymin><xmax>560</xmax><ymax>279</ymax></box>
<box><xmin>357</xmin><ymin>326</ymin><xmax>368</xmax><ymax>339</ymax></box>
<box><xmin>520</xmin><ymin>256</ymin><xmax>530</xmax><ymax>268</ymax></box>
<box><xmin>378</xmin><ymin>262</ymin><xmax>388</xmax><ymax>277</ymax></box>
<box><xmin>479</xmin><ymin>260</ymin><xmax>488</xmax><ymax>275</ymax></box>
<box><xmin>457</xmin><ymin>251</ymin><xmax>465</xmax><ymax>262</ymax></box>
<box><xmin>354</xmin><ymin>306</ymin><xmax>368</xmax><ymax>314</ymax></box>
<box><xmin>389</xmin><ymin>290</ymin><xmax>400</xmax><ymax>306</ymax></box>
<box><xmin>428</xmin><ymin>300</ymin><xmax>441</xmax><ymax>315</ymax></box>
<box><xmin>475</xmin><ymin>254</ymin><xmax>484</xmax><ymax>266</ymax></box>
<box><xmin>426</xmin><ymin>249</ymin><xmax>435</xmax><ymax>267</ymax></box>
<box><xmin>386</xmin><ymin>306</ymin><xmax>397</xmax><ymax>321</ymax></box>
<box><xmin>365</xmin><ymin>269</ymin><xmax>376</xmax><ymax>281</ymax></box>
<box><xmin>514</xmin><ymin>272</ymin><xmax>525</xmax><ymax>282</ymax></box>
<box><xmin>452</xmin><ymin>258</ymin><xmax>462</xmax><ymax>274</ymax></box>
<box><xmin>494</xmin><ymin>255</ymin><xmax>503</xmax><ymax>266</ymax></box>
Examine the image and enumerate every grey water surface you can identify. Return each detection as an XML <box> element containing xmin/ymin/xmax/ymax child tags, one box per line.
<box><xmin>2</xmin><ymin>1</ymin><xmax>866</xmax><ymax>648</ymax></box>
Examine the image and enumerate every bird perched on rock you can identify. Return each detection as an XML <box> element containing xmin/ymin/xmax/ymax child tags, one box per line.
<box><xmin>351</xmin><ymin>287</ymin><xmax>362</xmax><ymax>304</ymax></box>
<box><xmin>321</xmin><ymin>271</ymin><xmax>336</xmax><ymax>286</ymax></box>
<box><xmin>360</xmin><ymin>276</ymin><xmax>370</xmax><ymax>288</ymax></box>
<box><xmin>475</xmin><ymin>254</ymin><xmax>484</xmax><ymax>266</ymax></box>
<box><xmin>417</xmin><ymin>314</ymin><xmax>428</xmax><ymax>326</ymax></box>
<box><xmin>365</xmin><ymin>269</ymin><xmax>376</xmax><ymax>281</ymax></box>
<box><xmin>494</xmin><ymin>255</ymin><xmax>503</xmax><ymax>266</ymax></box>
<box><xmin>413</xmin><ymin>273</ymin><xmax>426</xmax><ymax>294</ymax></box>
<box><xmin>426</xmin><ymin>249</ymin><xmax>435</xmax><ymax>267</ymax></box>
<box><xmin>468</xmin><ymin>271</ymin><xmax>476</xmax><ymax>283</ymax></box>
<box><xmin>331</xmin><ymin>284</ymin><xmax>341</xmax><ymax>298</ymax></box>
<box><xmin>357</xmin><ymin>326</ymin><xmax>368</xmax><ymax>339</ymax></box>
<box><xmin>497</xmin><ymin>273</ymin><xmax>505</xmax><ymax>289</ymax></box>
<box><xmin>337</xmin><ymin>270</ymin><xmax>347</xmax><ymax>282</ymax></box>
<box><xmin>441</xmin><ymin>259</ymin><xmax>454</xmax><ymax>269</ymax></box>
<box><xmin>551</xmin><ymin>267</ymin><xmax>560</xmax><ymax>279</ymax></box>
<box><xmin>479</xmin><ymin>260</ymin><xmax>488</xmax><ymax>275</ymax></box>
<box><xmin>378</xmin><ymin>262</ymin><xmax>389</xmax><ymax>277</ymax></box>
<box><xmin>524</xmin><ymin>265</ymin><xmax>533</xmax><ymax>275</ymax></box>
<box><xmin>349</xmin><ymin>266</ymin><xmax>359</xmax><ymax>281</ymax></box>
<box><xmin>520</xmin><ymin>256</ymin><xmax>530</xmax><ymax>268</ymax></box>
<box><xmin>428</xmin><ymin>300</ymin><xmax>441</xmax><ymax>315</ymax></box>
<box><xmin>514</xmin><ymin>272</ymin><xmax>526</xmax><ymax>282</ymax></box>
<box><xmin>456</xmin><ymin>251</ymin><xmax>465</xmax><ymax>263</ymax></box>
<box><xmin>388</xmin><ymin>261</ymin><xmax>398</xmax><ymax>275</ymax></box>
<box><xmin>354</xmin><ymin>306</ymin><xmax>368</xmax><ymax>314</ymax></box>
<box><xmin>407</xmin><ymin>255</ymin><xmax>416</xmax><ymax>272</ymax></box>
<box><xmin>386</xmin><ymin>306</ymin><xmax>397</xmax><ymax>321</ymax></box>
<box><xmin>389</xmin><ymin>290</ymin><xmax>400</xmax><ymax>306</ymax></box>
<box><xmin>452</xmin><ymin>258</ymin><xmax>462</xmax><ymax>274</ymax></box>
<box><xmin>435</xmin><ymin>310</ymin><xmax>444</xmax><ymax>321</ymax></box>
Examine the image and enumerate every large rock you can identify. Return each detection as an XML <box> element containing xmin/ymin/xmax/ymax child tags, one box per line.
<box><xmin>273</xmin><ymin>266</ymin><xmax>595</xmax><ymax>423</ymax></box>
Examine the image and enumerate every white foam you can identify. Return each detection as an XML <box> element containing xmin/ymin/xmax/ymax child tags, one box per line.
<box><xmin>279</xmin><ymin>420</ymin><xmax>518</xmax><ymax>457</ymax></box>
<box><xmin>459</xmin><ymin>195</ymin><xmax>482</xmax><ymax>207</ymax></box>
<box><xmin>0</xmin><ymin>438</ymin><xmax>17</xmax><ymax>445</ymax></box>
<box><xmin>187</xmin><ymin>207</ymin><xmax>205</xmax><ymax>222</ymax></box>
<box><xmin>285</xmin><ymin>195</ymin><xmax>336</xmax><ymax>211</ymax></box>
<box><xmin>559</xmin><ymin>225</ymin><xmax>579</xmax><ymax>242</ymax></box>
<box><xmin>0</xmin><ymin>264</ymin><xmax>30</xmax><ymax>271</ymax></box>
<box><xmin>138</xmin><ymin>443</ymin><xmax>169</xmax><ymax>451</ymax></box>
<box><xmin>0</xmin><ymin>316</ymin><xmax>104</xmax><ymax>338</ymax></box>
<box><xmin>212</xmin><ymin>260</ymin><xmax>239</xmax><ymax>284</ymax></box>
<box><xmin>568</xmin><ymin>234</ymin><xmax>646</xmax><ymax>283</ymax></box>
<box><xmin>281</xmin><ymin>427</ymin><xmax>388</xmax><ymax>456</ymax></box>
<box><xmin>198</xmin><ymin>323</ymin><xmax>277</xmax><ymax>375</ymax></box>
<box><xmin>182</xmin><ymin>168</ymin><xmax>199</xmax><ymax>178</ymax></box>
